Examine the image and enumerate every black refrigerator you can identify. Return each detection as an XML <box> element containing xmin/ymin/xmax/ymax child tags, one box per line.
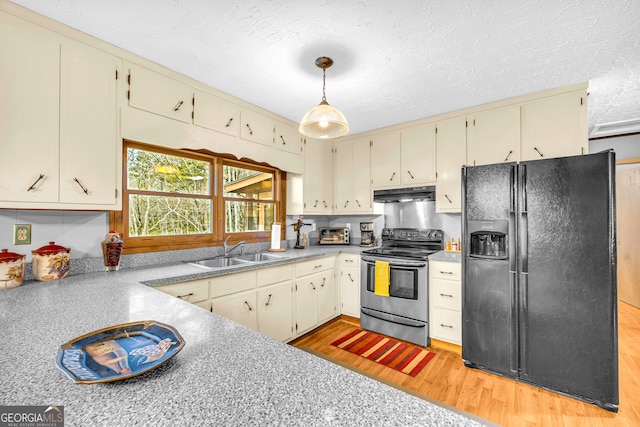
<box><xmin>461</xmin><ymin>150</ymin><xmax>618</xmax><ymax>412</ymax></box>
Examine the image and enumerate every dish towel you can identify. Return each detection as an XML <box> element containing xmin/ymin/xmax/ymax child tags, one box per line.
<box><xmin>374</xmin><ymin>260</ymin><xmax>390</xmax><ymax>297</ymax></box>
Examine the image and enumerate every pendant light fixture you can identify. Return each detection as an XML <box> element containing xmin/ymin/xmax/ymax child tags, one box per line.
<box><xmin>298</xmin><ymin>56</ymin><xmax>349</xmax><ymax>139</ymax></box>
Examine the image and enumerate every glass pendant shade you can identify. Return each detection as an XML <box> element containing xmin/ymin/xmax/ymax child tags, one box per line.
<box><xmin>299</xmin><ymin>100</ymin><xmax>349</xmax><ymax>139</ymax></box>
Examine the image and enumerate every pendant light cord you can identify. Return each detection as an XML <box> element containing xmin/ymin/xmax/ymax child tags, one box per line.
<box><xmin>321</xmin><ymin>67</ymin><xmax>327</xmax><ymax>103</ymax></box>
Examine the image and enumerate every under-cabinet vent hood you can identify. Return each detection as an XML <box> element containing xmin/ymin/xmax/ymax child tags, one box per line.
<box><xmin>373</xmin><ymin>186</ymin><xmax>436</xmax><ymax>203</ymax></box>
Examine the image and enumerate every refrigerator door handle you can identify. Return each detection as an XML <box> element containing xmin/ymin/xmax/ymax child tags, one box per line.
<box><xmin>520</xmin><ymin>164</ymin><xmax>528</xmax><ymax>213</ymax></box>
<box><xmin>519</xmin><ymin>272</ymin><xmax>529</xmax><ymax>377</ymax></box>
<box><xmin>510</xmin><ymin>270</ymin><xmax>519</xmax><ymax>374</ymax></box>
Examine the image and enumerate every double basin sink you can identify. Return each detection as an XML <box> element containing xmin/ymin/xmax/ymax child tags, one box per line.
<box><xmin>188</xmin><ymin>252</ymin><xmax>289</xmax><ymax>270</ymax></box>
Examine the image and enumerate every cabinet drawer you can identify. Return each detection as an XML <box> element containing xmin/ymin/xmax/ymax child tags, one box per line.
<box><xmin>295</xmin><ymin>256</ymin><xmax>335</xmax><ymax>277</ymax></box>
<box><xmin>257</xmin><ymin>264</ymin><xmax>293</xmax><ymax>287</ymax></box>
<box><xmin>340</xmin><ymin>253</ymin><xmax>360</xmax><ymax>267</ymax></box>
<box><xmin>431</xmin><ymin>307</ymin><xmax>462</xmax><ymax>344</ymax></box>
<box><xmin>430</xmin><ymin>261</ymin><xmax>461</xmax><ymax>281</ymax></box>
<box><xmin>157</xmin><ymin>279</ymin><xmax>209</xmax><ymax>303</ymax></box>
<box><xmin>430</xmin><ymin>277</ymin><xmax>461</xmax><ymax>311</ymax></box>
<box><xmin>210</xmin><ymin>271</ymin><xmax>257</xmax><ymax>298</ymax></box>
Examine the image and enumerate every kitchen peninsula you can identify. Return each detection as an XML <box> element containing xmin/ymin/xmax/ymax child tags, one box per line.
<box><xmin>0</xmin><ymin>254</ymin><xmax>487</xmax><ymax>426</ymax></box>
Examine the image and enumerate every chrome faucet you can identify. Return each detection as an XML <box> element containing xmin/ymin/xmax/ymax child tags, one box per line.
<box><xmin>223</xmin><ymin>236</ymin><xmax>245</xmax><ymax>256</ymax></box>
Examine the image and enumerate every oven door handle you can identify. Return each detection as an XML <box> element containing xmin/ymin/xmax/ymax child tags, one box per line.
<box><xmin>361</xmin><ymin>256</ymin><xmax>427</xmax><ymax>268</ymax></box>
<box><xmin>360</xmin><ymin>308</ymin><xmax>427</xmax><ymax>328</ymax></box>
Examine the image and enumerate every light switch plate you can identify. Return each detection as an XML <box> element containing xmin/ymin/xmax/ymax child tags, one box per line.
<box><xmin>13</xmin><ymin>224</ymin><xmax>32</xmax><ymax>245</ymax></box>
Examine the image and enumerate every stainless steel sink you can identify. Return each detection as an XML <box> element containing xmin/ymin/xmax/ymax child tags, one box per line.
<box><xmin>189</xmin><ymin>257</ymin><xmax>254</xmax><ymax>269</ymax></box>
<box><xmin>234</xmin><ymin>252</ymin><xmax>289</xmax><ymax>262</ymax></box>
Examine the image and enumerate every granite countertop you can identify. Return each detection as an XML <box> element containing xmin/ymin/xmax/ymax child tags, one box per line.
<box><xmin>0</xmin><ymin>247</ymin><xmax>487</xmax><ymax>426</ymax></box>
<box><xmin>429</xmin><ymin>250</ymin><xmax>462</xmax><ymax>263</ymax></box>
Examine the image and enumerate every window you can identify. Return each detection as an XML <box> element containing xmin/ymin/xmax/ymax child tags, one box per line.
<box><xmin>111</xmin><ymin>141</ymin><xmax>286</xmax><ymax>253</ymax></box>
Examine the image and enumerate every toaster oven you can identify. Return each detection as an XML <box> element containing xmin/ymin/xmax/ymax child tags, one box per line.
<box><xmin>318</xmin><ymin>227</ymin><xmax>350</xmax><ymax>245</ymax></box>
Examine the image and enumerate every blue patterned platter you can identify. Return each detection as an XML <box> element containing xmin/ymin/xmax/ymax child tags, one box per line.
<box><xmin>56</xmin><ymin>320</ymin><xmax>185</xmax><ymax>384</ymax></box>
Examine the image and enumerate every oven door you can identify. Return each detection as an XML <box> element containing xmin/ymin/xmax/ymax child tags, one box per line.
<box><xmin>360</xmin><ymin>255</ymin><xmax>428</xmax><ymax>322</ymax></box>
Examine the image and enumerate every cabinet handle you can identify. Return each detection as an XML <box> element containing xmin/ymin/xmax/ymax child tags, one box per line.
<box><xmin>534</xmin><ymin>147</ymin><xmax>544</xmax><ymax>157</ymax></box>
<box><xmin>310</xmin><ymin>282</ymin><xmax>316</xmax><ymax>290</ymax></box>
<box><xmin>323</xmin><ymin>200</ymin><xmax>328</xmax><ymax>208</ymax></box>
<box><xmin>439</xmin><ymin>293</ymin><xmax>454</xmax><ymax>298</ymax></box>
<box><xmin>173</xmin><ymin>100</ymin><xmax>184</xmax><ymax>111</ymax></box>
<box><xmin>314</xmin><ymin>264</ymin><xmax>323</xmax><ymax>269</ymax></box>
<box><xmin>73</xmin><ymin>178</ymin><xmax>89</xmax><ymax>195</ymax></box>
<box><xmin>345</xmin><ymin>259</ymin><xmax>354</xmax><ymax>263</ymax></box>
<box><xmin>280</xmin><ymin>135</ymin><xmax>286</xmax><ymax>145</ymax></box>
<box><xmin>440</xmin><ymin>324</ymin><xmax>454</xmax><ymax>328</ymax></box>
<box><xmin>225</xmin><ymin>118</ymin><xmax>233</xmax><ymax>127</ymax></box>
<box><xmin>27</xmin><ymin>174</ymin><xmax>45</xmax><ymax>192</ymax></box>
<box><xmin>407</xmin><ymin>170</ymin><xmax>414</xmax><ymax>179</ymax></box>
<box><xmin>348</xmin><ymin>273</ymin><xmax>354</xmax><ymax>282</ymax></box>
<box><xmin>320</xmin><ymin>277</ymin><xmax>326</xmax><ymax>287</ymax></box>
<box><xmin>440</xmin><ymin>270</ymin><xmax>454</xmax><ymax>275</ymax></box>
<box><xmin>313</xmin><ymin>200</ymin><xmax>319</xmax><ymax>208</ymax></box>
<box><xmin>389</xmin><ymin>172</ymin><xmax>396</xmax><ymax>181</ymax></box>
<box><xmin>343</xmin><ymin>200</ymin><xmax>349</xmax><ymax>208</ymax></box>
<box><xmin>246</xmin><ymin>123</ymin><xmax>253</xmax><ymax>135</ymax></box>
<box><xmin>355</xmin><ymin>200</ymin><xmax>361</xmax><ymax>207</ymax></box>
<box><xmin>244</xmin><ymin>301</ymin><xmax>253</xmax><ymax>311</ymax></box>
<box><xmin>444</xmin><ymin>194</ymin><xmax>452</xmax><ymax>203</ymax></box>
<box><xmin>176</xmin><ymin>292</ymin><xmax>194</xmax><ymax>300</ymax></box>
<box><xmin>504</xmin><ymin>150</ymin><xmax>513</xmax><ymax>162</ymax></box>
<box><xmin>265</xmin><ymin>293</ymin><xmax>273</xmax><ymax>306</ymax></box>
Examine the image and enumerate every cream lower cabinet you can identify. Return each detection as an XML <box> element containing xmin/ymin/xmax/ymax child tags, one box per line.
<box><xmin>339</xmin><ymin>254</ymin><xmax>360</xmax><ymax>318</ymax></box>
<box><xmin>428</xmin><ymin>261</ymin><xmax>462</xmax><ymax>345</ymax></box>
<box><xmin>156</xmin><ymin>279</ymin><xmax>210</xmax><ymax>309</ymax></box>
<box><xmin>295</xmin><ymin>256</ymin><xmax>338</xmax><ymax>335</ymax></box>
<box><xmin>211</xmin><ymin>289</ymin><xmax>258</xmax><ymax>330</ymax></box>
<box><xmin>256</xmin><ymin>264</ymin><xmax>294</xmax><ymax>342</ymax></box>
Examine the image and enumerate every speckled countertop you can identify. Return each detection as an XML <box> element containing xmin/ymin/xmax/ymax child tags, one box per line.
<box><xmin>428</xmin><ymin>250</ymin><xmax>462</xmax><ymax>263</ymax></box>
<box><xmin>0</xmin><ymin>247</ymin><xmax>489</xmax><ymax>426</ymax></box>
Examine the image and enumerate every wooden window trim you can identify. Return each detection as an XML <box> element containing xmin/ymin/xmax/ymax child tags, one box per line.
<box><xmin>110</xmin><ymin>140</ymin><xmax>287</xmax><ymax>254</ymax></box>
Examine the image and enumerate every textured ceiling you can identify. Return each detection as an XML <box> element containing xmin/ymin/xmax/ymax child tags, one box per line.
<box><xmin>9</xmin><ymin>0</ymin><xmax>640</xmax><ymax>137</ymax></box>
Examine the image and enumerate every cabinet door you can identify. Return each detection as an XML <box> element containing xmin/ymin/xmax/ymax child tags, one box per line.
<box><xmin>275</xmin><ymin>122</ymin><xmax>303</xmax><ymax>155</ymax></box>
<box><xmin>193</xmin><ymin>89</ymin><xmax>240</xmax><ymax>137</ymax></box>
<box><xmin>211</xmin><ymin>289</ymin><xmax>258</xmax><ymax>330</ymax></box>
<box><xmin>340</xmin><ymin>264</ymin><xmax>360</xmax><ymax>317</ymax></box>
<box><xmin>258</xmin><ymin>281</ymin><xmax>293</xmax><ymax>342</ymax></box>
<box><xmin>127</xmin><ymin>62</ymin><xmax>193</xmax><ymax>123</ymax></box>
<box><xmin>333</xmin><ymin>140</ymin><xmax>353</xmax><ymax>213</ymax></box>
<box><xmin>59</xmin><ymin>40</ymin><xmax>120</xmax><ymax>206</ymax></box>
<box><xmin>0</xmin><ymin>13</ymin><xmax>60</xmax><ymax>204</ymax></box>
<box><xmin>295</xmin><ymin>273</ymin><xmax>320</xmax><ymax>333</ymax></box>
<box><xmin>351</xmin><ymin>137</ymin><xmax>372</xmax><ymax>212</ymax></box>
<box><xmin>240</xmin><ymin>109</ymin><xmax>274</xmax><ymax>146</ymax></box>
<box><xmin>303</xmin><ymin>138</ymin><xmax>333</xmax><ymax>214</ymax></box>
<box><xmin>401</xmin><ymin>123</ymin><xmax>437</xmax><ymax>186</ymax></box>
<box><xmin>370</xmin><ymin>131</ymin><xmax>401</xmax><ymax>189</ymax></box>
<box><xmin>521</xmin><ymin>91</ymin><xmax>587</xmax><ymax>160</ymax></box>
<box><xmin>317</xmin><ymin>270</ymin><xmax>337</xmax><ymax>323</ymax></box>
<box><xmin>467</xmin><ymin>106</ymin><xmax>520</xmax><ymax>166</ymax></box>
<box><xmin>436</xmin><ymin>116</ymin><xmax>466</xmax><ymax>213</ymax></box>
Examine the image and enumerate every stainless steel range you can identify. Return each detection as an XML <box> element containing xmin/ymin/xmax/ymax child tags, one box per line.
<box><xmin>360</xmin><ymin>228</ymin><xmax>444</xmax><ymax>347</ymax></box>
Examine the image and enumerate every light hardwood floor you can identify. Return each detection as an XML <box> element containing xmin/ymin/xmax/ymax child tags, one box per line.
<box><xmin>290</xmin><ymin>301</ymin><xmax>640</xmax><ymax>427</ymax></box>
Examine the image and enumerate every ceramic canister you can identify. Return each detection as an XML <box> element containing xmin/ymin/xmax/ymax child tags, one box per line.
<box><xmin>32</xmin><ymin>242</ymin><xmax>71</xmax><ymax>281</ymax></box>
<box><xmin>0</xmin><ymin>248</ymin><xmax>26</xmax><ymax>290</ymax></box>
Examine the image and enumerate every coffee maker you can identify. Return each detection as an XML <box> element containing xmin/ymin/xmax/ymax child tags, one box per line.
<box><xmin>360</xmin><ymin>222</ymin><xmax>375</xmax><ymax>247</ymax></box>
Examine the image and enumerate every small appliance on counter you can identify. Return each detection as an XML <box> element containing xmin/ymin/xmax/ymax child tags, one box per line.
<box><xmin>359</xmin><ymin>222</ymin><xmax>376</xmax><ymax>247</ymax></box>
<box><xmin>32</xmin><ymin>241</ymin><xmax>71</xmax><ymax>281</ymax></box>
<box><xmin>318</xmin><ymin>227</ymin><xmax>350</xmax><ymax>245</ymax></box>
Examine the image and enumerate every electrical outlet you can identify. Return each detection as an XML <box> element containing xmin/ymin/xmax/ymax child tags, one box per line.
<box><xmin>13</xmin><ymin>224</ymin><xmax>32</xmax><ymax>245</ymax></box>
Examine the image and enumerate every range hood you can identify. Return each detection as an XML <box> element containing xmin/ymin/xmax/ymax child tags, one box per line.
<box><xmin>373</xmin><ymin>186</ymin><xmax>436</xmax><ymax>203</ymax></box>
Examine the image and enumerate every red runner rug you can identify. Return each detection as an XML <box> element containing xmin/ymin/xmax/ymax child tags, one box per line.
<box><xmin>330</xmin><ymin>329</ymin><xmax>435</xmax><ymax>377</ymax></box>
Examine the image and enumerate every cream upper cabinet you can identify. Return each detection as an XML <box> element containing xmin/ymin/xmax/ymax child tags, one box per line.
<box><xmin>127</xmin><ymin>62</ymin><xmax>193</xmax><ymax>124</ymax></box>
<box><xmin>466</xmin><ymin>106</ymin><xmax>521</xmax><ymax>166</ymax></box>
<box><xmin>436</xmin><ymin>116</ymin><xmax>467</xmax><ymax>213</ymax></box>
<box><xmin>193</xmin><ymin>89</ymin><xmax>240</xmax><ymax>137</ymax></box>
<box><xmin>521</xmin><ymin>91</ymin><xmax>588</xmax><ymax>160</ymax></box>
<box><xmin>275</xmin><ymin>122</ymin><xmax>303</xmax><ymax>155</ymax></box>
<box><xmin>0</xmin><ymin>13</ymin><xmax>120</xmax><ymax>209</ymax></box>
<box><xmin>59</xmin><ymin>40</ymin><xmax>120</xmax><ymax>206</ymax></box>
<box><xmin>334</xmin><ymin>138</ymin><xmax>371</xmax><ymax>213</ymax></box>
<box><xmin>370</xmin><ymin>131</ymin><xmax>401</xmax><ymax>189</ymax></box>
<box><xmin>0</xmin><ymin>13</ymin><xmax>60</xmax><ymax>204</ymax></box>
<box><xmin>240</xmin><ymin>109</ymin><xmax>274</xmax><ymax>146</ymax></box>
<box><xmin>400</xmin><ymin>123</ymin><xmax>437</xmax><ymax>186</ymax></box>
<box><xmin>303</xmin><ymin>138</ymin><xmax>333</xmax><ymax>214</ymax></box>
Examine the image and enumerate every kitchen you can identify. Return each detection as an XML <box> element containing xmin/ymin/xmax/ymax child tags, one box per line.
<box><xmin>2</xmin><ymin>1</ymin><xmax>640</xmax><ymax>426</ymax></box>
